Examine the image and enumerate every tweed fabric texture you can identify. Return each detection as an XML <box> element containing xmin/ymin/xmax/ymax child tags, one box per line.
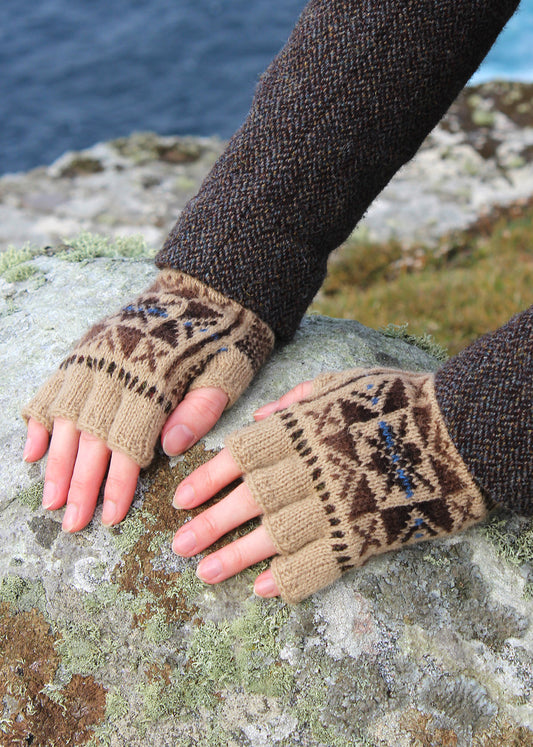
<box><xmin>23</xmin><ymin>270</ymin><xmax>273</xmax><ymax>467</ymax></box>
<box><xmin>157</xmin><ymin>0</ymin><xmax>519</xmax><ymax>339</ymax></box>
<box><xmin>226</xmin><ymin>368</ymin><xmax>487</xmax><ymax>603</ymax></box>
<box><xmin>436</xmin><ymin>306</ymin><xmax>533</xmax><ymax>516</ymax></box>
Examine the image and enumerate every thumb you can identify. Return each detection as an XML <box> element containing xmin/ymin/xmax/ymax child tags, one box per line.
<box><xmin>161</xmin><ymin>387</ymin><xmax>228</xmax><ymax>456</ymax></box>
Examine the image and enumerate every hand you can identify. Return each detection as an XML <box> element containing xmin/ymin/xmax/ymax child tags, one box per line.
<box><xmin>23</xmin><ymin>386</ymin><xmax>228</xmax><ymax>532</ymax></box>
<box><xmin>171</xmin><ymin>380</ymin><xmax>314</xmax><ymax>598</ymax></box>
<box><xmin>172</xmin><ymin>369</ymin><xmax>487</xmax><ymax>604</ymax></box>
<box><xmin>22</xmin><ymin>269</ymin><xmax>273</xmax><ymax>533</ymax></box>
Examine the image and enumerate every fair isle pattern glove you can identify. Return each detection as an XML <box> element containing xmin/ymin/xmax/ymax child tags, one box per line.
<box><xmin>226</xmin><ymin>368</ymin><xmax>487</xmax><ymax>603</ymax></box>
<box><xmin>23</xmin><ymin>270</ymin><xmax>273</xmax><ymax>467</ymax></box>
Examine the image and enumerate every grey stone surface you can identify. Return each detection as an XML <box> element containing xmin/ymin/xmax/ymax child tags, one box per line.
<box><xmin>1</xmin><ymin>253</ymin><xmax>533</xmax><ymax>746</ymax></box>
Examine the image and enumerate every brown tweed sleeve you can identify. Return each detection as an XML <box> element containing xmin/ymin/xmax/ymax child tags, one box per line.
<box><xmin>23</xmin><ymin>270</ymin><xmax>273</xmax><ymax>467</ymax></box>
<box><xmin>156</xmin><ymin>0</ymin><xmax>519</xmax><ymax>339</ymax></box>
<box><xmin>226</xmin><ymin>368</ymin><xmax>488</xmax><ymax>603</ymax></box>
<box><xmin>435</xmin><ymin>306</ymin><xmax>533</xmax><ymax>516</ymax></box>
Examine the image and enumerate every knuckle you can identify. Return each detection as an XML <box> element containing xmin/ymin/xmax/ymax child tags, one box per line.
<box><xmin>200</xmin><ymin>510</ymin><xmax>220</xmax><ymax>540</ymax></box>
<box><xmin>227</xmin><ymin>541</ymin><xmax>246</xmax><ymax>571</ymax></box>
<box><xmin>45</xmin><ymin>452</ymin><xmax>67</xmax><ymax>476</ymax></box>
<box><xmin>187</xmin><ymin>391</ymin><xmax>224</xmax><ymax>422</ymax></box>
<box><xmin>104</xmin><ymin>473</ymin><xmax>126</xmax><ymax>498</ymax></box>
<box><xmin>68</xmin><ymin>476</ymin><xmax>90</xmax><ymax>495</ymax></box>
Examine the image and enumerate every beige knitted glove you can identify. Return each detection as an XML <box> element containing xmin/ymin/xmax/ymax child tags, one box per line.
<box><xmin>226</xmin><ymin>368</ymin><xmax>488</xmax><ymax>603</ymax></box>
<box><xmin>23</xmin><ymin>269</ymin><xmax>274</xmax><ymax>467</ymax></box>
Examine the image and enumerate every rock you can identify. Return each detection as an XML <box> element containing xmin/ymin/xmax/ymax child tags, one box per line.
<box><xmin>1</xmin><ymin>250</ymin><xmax>532</xmax><ymax>746</ymax></box>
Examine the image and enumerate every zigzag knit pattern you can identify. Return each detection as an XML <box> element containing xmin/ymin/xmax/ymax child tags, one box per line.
<box><xmin>435</xmin><ymin>306</ymin><xmax>533</xmax><ymax>515</ymax></box>
<box><xmin>157</xmin><ymin>0</ymin><xmax>519</xmax><ymax>339</ymax></box>
<box><xmin>23</xmin><ymin>270</ymin><xmax>274</xmax><ymax>467</ymax></box>
<box><xmin>227</xmin><ymin>368</ymin><xmax>487</xmax><ymax>603</ymax></box>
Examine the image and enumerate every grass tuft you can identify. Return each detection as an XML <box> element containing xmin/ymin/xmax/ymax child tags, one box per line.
<box><xmin>311</xmin><ymin>199</ymin><xmax>533</xmax><ymax>356</ymax></box>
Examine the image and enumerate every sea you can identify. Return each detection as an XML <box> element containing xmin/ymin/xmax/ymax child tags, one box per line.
<box><xmin>1</xmin><ymin>0</ymin><xmax>532</xmax><ymax>175</ymax></box>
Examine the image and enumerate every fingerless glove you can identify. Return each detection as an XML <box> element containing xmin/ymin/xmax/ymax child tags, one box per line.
<box><xmin>23</xmin><ymin>270</ymin><xmax>273</xmax><ymax>467</ymax></box>
<box><xmin>227</xmin><ymin>368</ymin><xmax>487</xmax><ymax>603</ymax></box>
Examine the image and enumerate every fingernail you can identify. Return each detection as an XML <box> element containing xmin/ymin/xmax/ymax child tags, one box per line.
<box><xmin>254</xmin><ymin>576</ymin><xmax>277</xmax><ymax>597</ymax></box>
<box><xmin>62</xmin><ymin>504</ymin><xmax>78</xmax><ymax>533</ymax></box>
<box><xmin>173</xmin><ymin>483</ymin><xmax>195</xmax><ymax>508</ymax></box>
<box><xmin>101</xmin><ymin>500</ymin><xmax>118</xmax><ymax>527</ymax></box>
<box><xmin>253</xmin><ymin>402</ymin><xmax>278</xmax><ymax>419</ymax></box>
<box><xmin>42</xmin><ymin>482</ymin><xmax>57</xmax><ymax>509</ymax></box>
<box><xmin>162</xmin><ymin>424</ymin><xmax>196</xmax><ymax>456</ymax></box>
<box><xmin>197</xmin><ymin>556</ymin><xmax>223</xmax><ymax>582</ymax></box>
<box><xmin>173</xmin><ymin>530</ymin><xmax>197</xmax><ymax>555</ymax></box>
<box><xmin>22</xmin><ymin>438</ymin><xmax>32</xmax><ymax>462</ymax></box>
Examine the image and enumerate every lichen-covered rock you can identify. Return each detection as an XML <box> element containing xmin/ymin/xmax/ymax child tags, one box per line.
<box><xmin>1</xmin><ymin>250</ymin><xmax>533</xmax><ymax>746</ymax></box>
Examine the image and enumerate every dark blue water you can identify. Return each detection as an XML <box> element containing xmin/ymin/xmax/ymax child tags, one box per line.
<box><xmin>1</xmin><ymin>0</ymin><xmax>532</xmax><ymax>175</ymax></box>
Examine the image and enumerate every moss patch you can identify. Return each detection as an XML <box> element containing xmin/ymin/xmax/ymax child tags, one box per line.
<box><xmin>0</xmin><ymin>603</ymin><xmax>107</xmax><ymax>745</ymax></box>
<box><xmin>380</xmin><ymin>322</ymin><xmax>448</xmax><ymax>362</ymax></box>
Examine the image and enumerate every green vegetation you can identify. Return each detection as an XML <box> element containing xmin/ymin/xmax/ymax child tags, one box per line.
<box><xmin>0</xmin><ymin>232</ymin><xmax>155</xmax><ymax>285</ymax></box>
<box><xmin>57</xmin><ymin>231</ymin><xmax>155</xmax><ymax>261</ymax></box>
<box><xmin>311</xmin><ymin>200</ymin><xmax>533</xmax><ymax>356</ymax></box>
<box><xmin>16</xmin><ymin>481</ymin><xmax>44</xmax><ymax>511</ymax></box>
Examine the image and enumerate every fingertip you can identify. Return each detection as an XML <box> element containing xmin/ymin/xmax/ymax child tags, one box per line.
<box><xmin>24</xmin><ymin>418</ymin><xmax>50</xmax><ymax>462</ymax></box>
<box><xmin>162</xmin><ymin>424</ymin><xmax>196</xmax><ymax>456</ymax></box>
<box><xmin>253</xmin><ymin>570</ymin><xmax>280</xmax><ymax>598</ymax></box>
<box><xmin>161</xmin><ymin>387</ymin><xmax>228</xmax><ymax>455</ymax></box>
<box><xmin>253</xmin><ymin>401</ymin><xmax>279</xmax><ymax>421</ymax></box>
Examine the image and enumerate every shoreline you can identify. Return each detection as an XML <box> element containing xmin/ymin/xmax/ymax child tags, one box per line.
<box><xmin>1</xmin><ymin>81</ymin><xmax>532</xmax><ymax>254</ymax></box>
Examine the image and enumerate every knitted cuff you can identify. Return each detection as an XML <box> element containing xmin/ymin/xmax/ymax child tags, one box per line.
<box><xmin>226</xmin><ymin>368</ymin><xmax>487</xmax><ymax>603</ymax></box>
<box><xmin>23</xmin><ymin>270</ymin><xmax>274</xmax><ymax>467</ymax></box>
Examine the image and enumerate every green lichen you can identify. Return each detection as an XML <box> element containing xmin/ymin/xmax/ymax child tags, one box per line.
<box><xmin>232</xmin><ymin>600</ymin><xmax>294</xmax><ymax>697</ymax></box>
<box><xmin>482</xmin><ymin>515</ymin><xmax>533</xmax><ymax>567</ymax></box>
<box><xmin>82</xmin><ymin>582</ymin><xmax>121</xmax><ymax>615</ymax></box>
<box><xmin>186</xmin><ymin>620</ymin><xmax>236</xmax><ymax>706</ymax></box>
<box><xmin>182</xmin><ymin>598</ymin><xmax>294</xmax><ymax>710</ymax></box>
<box><xmin>0</xmin><ymin>575</ymin><xmax>29</xmax><ymax>605</ymax></box>
<box><xmin>0</xmin><ymin>244</ymin><xmax>36</xmax><ymax>278</ymax></box>
<box><xmin>136</xmin><ymin>681</ymin><xmax>182</xmax><ymax>723</ymax></box>
<box><xmin>143</xmin><ymin>609</ymin><xmax>173</xmax><ymax>644</ymax></box>
<box><xmin>104</xmin><ymin>687</ymin><xmax>129</xmax><ymax>722</ymax></box>
<box><xmin>56</xmin><ymin>622</ymin><xmax>107</xmax><ymax>676</ymax></box>
<box><xmin>16</xmin><ymin>481</ymin><xmax>44</xmax><ymax>511</ymax></box>
<box><xmin>471</xmin><ymin>109</ymin><xmax>496</xmax><ymax>127</ymax></box>
<box><xmin>380</xmin><ymin>322</ymin><xmax>448</xmax><ymax>362</ymax></box>
<box><xmin>111</xmin><ymin>513</ymin><xmax>149</xmax><ymax>555</ymax></box>
<box><xmin>148</xmin><ymin>530</ymin><xmax>173</xmax><ymax>555</ymax></box>
<box><xmin>2</xmin><ymin>263</ymin><xmax>37</xmax><ymax>282</ymax></box>
<box><xmin>57</xmin><ymin>231</ymin><xmax>155</xmax><ymax>262</ymax></box>
<box><xmin>169</xmin><ymin>567</ymin><xmax>204</xmax><ymax>606</ymax></box>
<box><xmin>0</xmin><ymin>575</ymin><xmax>46</xmax><ymax>613</ymax></box>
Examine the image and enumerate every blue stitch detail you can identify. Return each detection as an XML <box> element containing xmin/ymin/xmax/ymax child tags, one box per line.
<box><xmin>367</xmin><ymin>384</ymin><xmax>374</xmax><ymax>390</ymax></box>
<box><xmin>379</xmin><ymin>420</ymin><xmax>415</xmax><ymax>499</ymax></box>
<box><xmin>372</xmin><ymin>396</ymin><xmax>379</xmax><ymax>405</ymax></box>
<box><xmin>415</xmin><ymin>532</ymin><xmax>424</xmax><ymax>538</ymax></box>
<box><xmin>414</xmin><ymin>518</ymin><xmax>424</xmax><ymax>526</ymax></box>
<box><xmin>217</xmin><ymin>347</ymin><xmax>228</xmax><ymax>353</ymax></box>
<box><xmin>184</xmin><ymin>321</ymin><xmax>192</xmax><ymax>328</ymax></box>
<box><xmin>122</xmin><ymin>304</ymin><xmax>167</xmax><ymax>317</ymax></box>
